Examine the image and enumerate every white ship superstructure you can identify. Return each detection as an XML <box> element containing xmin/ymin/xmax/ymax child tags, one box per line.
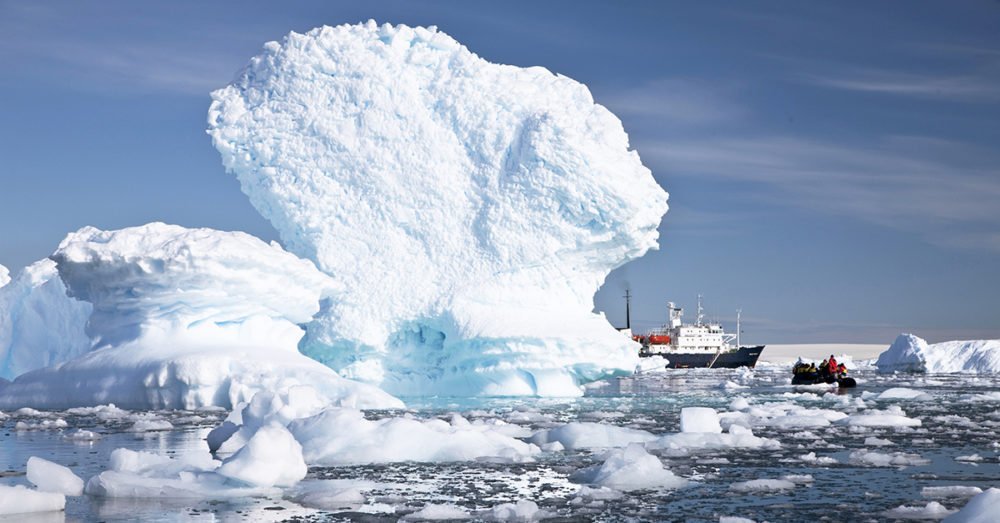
<box><xmin>630</xmin><ymin>294</ymin><xmax>763</xmax><ymax>369</ymax></box>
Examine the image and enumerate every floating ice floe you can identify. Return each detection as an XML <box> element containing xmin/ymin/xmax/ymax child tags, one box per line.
<box><xmin>681</xmin><ymin>407</ymin><xmax>723</xmax><ymax>433</ymax></box>
<box><xmin>721</xmin><ymin>402</ymin><xmax>847</xmax><ymax>431</ymax></box>
<box><xmin>882</xmin><ymin>502</ymin><xmax>956</xmax><ymax>520</ymax></box>
<box><xmin>848</xmin><ymin>449</ymin><xmax>929</xmax><ymax>468</ymax></box>
<box><xmin>206</xmin><ymin>388</ymin><xmax>538</xmax><ymax>465</ymax></box>
<box><xmin>728</xmin><ymin>478</ymin><xmax>796</xmax><ymax>493</ymax></box>
<box><xmin>571</xmin><ymin>443</ymin><xmax>688</xmax><ymax>491</ymax></box>
<box><xmin>838</xmin><ymin>406</ymin><xmax>922</xmax><ymax>428</ymax></box>
<box><xmin>26</xmin><ymin>456</ymin><xmax>84</xmax><ymax>496</ymax></box>
<box><xmin>922</xmin><ymin>486</ymin><xmax>983</xmax><ymax>500</ymax></box>
<box><xmin>530</xmin><ymin>422</ymin><xmax>657</xmax><ymax>450</ymax></box>
<box><xmin>877</xmin><ymin>334</ymin><xmax>1000</xmax><ymax>374</ymax></box>
<box><xmin>649</xmin><ymin>411</ymin><xmax>780</xmax><ymax>455</ymax></box>
<box><xmin>402</xmin><ymin>504</ymin><xmax>472</xmax><ymax>521</ymax></box>
<box><xmin>943</xmin><ymin>488</ymin><xmax>1000</xmax><ymax>523</ymax></box>
<box><xmin>15</xmin><ymin>418</ymin><xmax>68</xmax><ymax>431</ymax></box>
<box><xmin>0</xmin><ymin>484</ymin><xmax>65</xmax><ymax>515</ymax></box>
<box><xmin>85</xmin><ymin>448</ymin><xmax>273</xmax><ymax>498</ymax></box>
<box><xmin>635</xmin><ymin>355</ymin><xmax>670</xmax><ymax>373</ymax></box>
<box><xmin>63</xmin><ymin>429</ymin><xmax>102</xmax><ymax>441</ymax></box>
<box><xmin>216</xmin><ymin>423</ymin><xmax>306</xmax><ymax>488</ymax></box>
<box><xmin>287</xmin><ymin>479</ymin><xmax>370</xmax><ymax>510</ymax></box>
<box><xmin>208</xmin><ymin>21</ymin><xmax>668</xmax><ymax>397</ymax></box>
<box><xmin>488</xmin><ymin>500</ymin><xmax>550</xmax><ymax>521</ymax></box>
<box><xmin>798</xmin><ymin>452</ymin><xmax>838</xmax><ymax>465</ymax></box>
<box><xmin>873</xmin><ymin>387</ymin><xmax>932</xmax><ymax>401</ymax></box>
<box><xmin>289</xmin><ymin>407</ymin><xmax>539</xmax><ymax>465</ymax></box>
<box><xmin>0</xmin><ymin>223</ymin><xmax>402</xmax><ymax>411</ymax></box>
<box><xmin>864</xmin><ymin>436</ymin><xmax>895</xmax><ymax>447</ymax></box>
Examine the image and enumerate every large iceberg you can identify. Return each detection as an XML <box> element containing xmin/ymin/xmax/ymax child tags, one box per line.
<box><xmin>876</xmin><ymin>333</ymin><xmax>1000</xmax><ymax>374</ymax></box>
<box><xmin>207</xmin><ymin>21</ymin><xmax>668</xmax><ymax>396</ymax></box>
<box><xmin>0</xmin><ymin>223</ymin><xmax>401</xmax><ymax>410</ymax></box>
<box><xmin>0</xmin><ymin>259</ymin><xmax>92</xmax><ymax>380</ymax></box>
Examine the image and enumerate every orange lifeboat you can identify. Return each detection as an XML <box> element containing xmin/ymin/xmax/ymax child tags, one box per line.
<box><xmin>648</xmin><ymin>334</ymin><xmax>671</xmax><ymax>345</ymax></box>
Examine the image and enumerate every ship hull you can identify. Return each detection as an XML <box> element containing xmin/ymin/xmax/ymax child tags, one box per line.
<box><xmin>643</xmin><ymin>345</ymin><xmax>765</xmax><ymax>369</ymax></box>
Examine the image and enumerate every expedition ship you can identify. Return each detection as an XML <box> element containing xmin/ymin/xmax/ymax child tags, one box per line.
<box><xmin>621</xmin><ymin>292</ymin><xmax>764</xmax><ymax>369</ymax></box>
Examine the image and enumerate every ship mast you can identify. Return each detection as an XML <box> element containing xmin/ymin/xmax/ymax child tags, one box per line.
<box><xmin>736</xmin><ymin>308</ymin><xmax>742</xmax><ymax>348</ymax></box>
<box><xmin>696</xmin><ymin>294</ymin><xmax>704</xmax><ymax>326</ymax></box>
<box><xmin>624</xmin><ymin>289</ymin><xmax>631</xmax><ymax>331</ymax></box>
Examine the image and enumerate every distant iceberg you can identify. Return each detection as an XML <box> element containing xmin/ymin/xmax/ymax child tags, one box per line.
<box><xmin>0</xmin><ymin>223</ymin><xmax>401</xmax><ymax>410</ymax></box>
<box><xmin>876</xmin><ymin>333</ymin><xmax>1000</xmax><ymax>374</ymax></box>
<box><xmin>208</xmin><ymin>22</ymin><xmax>668</xmax><ymax>396</ymax></box>
<box><xmin>0</xmin><ymin>259</ymin><xmax>92</xmax><ymax>380</ymax></box>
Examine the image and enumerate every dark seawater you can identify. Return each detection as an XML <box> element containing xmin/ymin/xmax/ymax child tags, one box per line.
<box><xmin>2</xmin><ymin>365</ymin><xmax>998</xmax><ymax>522</ymax></box>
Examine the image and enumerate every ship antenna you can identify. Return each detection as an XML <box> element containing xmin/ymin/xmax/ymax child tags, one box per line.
<box><xmin>696</xmin><ymin>294</ymin><xmax>704</xmax><ymax>326</ymax></box>
<box><xmin>624</xmin><ymin>289</ymin><xmax>631</xmax><ymax>331</ymax></box>
<box><xmin>736</xmin><ymin>308</ymin><xmax>742</xmax><ymax>348</ymax></box>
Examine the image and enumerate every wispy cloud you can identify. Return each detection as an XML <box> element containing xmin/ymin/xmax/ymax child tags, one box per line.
<box><xmin>598</xmin><ymin>78</ymin><xmax>746</xmax><ymax>125</ymax></box>
<box><xmin>641</xmin><ymin>135</ymin><xmax>1000</xmax><ymax>251</ymax></box>
<box><xmin>1</xmin><ymin>38</ymin><xmax>238</xmax><ymax>96</ymax></box>
<box><xmin>0</xmin><ymin>3</ymin><xmax>254</xmax><ymax>96</ymax></box>
<box><xmin>800</xmin><ymin>68</ymin><xmax>1000</xmax><ymax>102</ymax></box>
<box><xmin>796</xmin><ymin>37</ymin><xmax>1000</xmax><ymax>102</ymax></box>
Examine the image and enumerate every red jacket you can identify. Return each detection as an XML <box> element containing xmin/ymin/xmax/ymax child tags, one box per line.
<box><xmin>828</xmin><ymin>357</ymin><xmax>838</xmax><ymax>370</ymax></box>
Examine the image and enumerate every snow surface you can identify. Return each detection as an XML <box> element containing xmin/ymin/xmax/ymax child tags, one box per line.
<box><xmin>877</xmin><ymin>333</ymin><xmax>1000</xmax><ymax>373</ymax></box>
<box><xmin>208</xmin><ymin>21</ymin><xmax>668</xmax><ymax>397</ymax></box>
<box><xmin>0</xmin><ymin>224</ymin><xmax>401</xmax><ymax>410</ymax></box>
<box><xmin>0</xmin><ymin>258</ymin><xmax>92</xmax><ymax>380</ymax></box>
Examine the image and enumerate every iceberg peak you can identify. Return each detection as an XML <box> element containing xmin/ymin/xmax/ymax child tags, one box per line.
<box><xmin>208</xmin><ymin>22</ymin><xmax>668</xmax><ymax>396</ymax></box>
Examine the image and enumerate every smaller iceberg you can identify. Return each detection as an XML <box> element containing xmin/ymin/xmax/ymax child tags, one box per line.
<box><xmin>0</xmin><ymin>223</ymin><xmax>401</xmax><ymax>410</ymax></box>
<box><xmin>0</xmin><ymin>259</ymin><xmax>92</xmax><ymax>380</ymax></box>
<box><xmin>876</xmin><ymin>333</ymin><xmax>1000</xmax><ymax>374</ymax></box>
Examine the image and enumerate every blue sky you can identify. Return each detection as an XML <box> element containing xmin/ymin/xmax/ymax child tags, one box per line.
<box><xmin>1</xmin><ymin>1</ymin><xmax>997</xmax><ymax>343</ymax></box>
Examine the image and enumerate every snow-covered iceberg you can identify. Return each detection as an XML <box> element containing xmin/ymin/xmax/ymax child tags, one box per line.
<box><xmin>0</xmin><ymin>223</ymin><xmax>401</xmax><ymax>410</ymax></box>
<box><xmin>876</xmin><ymin>333</ymin><xmax>1000</xmax><ymax>374</ymax></box>
<box><xmin>207</xmin><ymin>21</ymin><xmax>668</xmax><ymax>396</ymax></box>
<box><xmin>0</xmin><ymin>259</ymin><xmax>92</xmax><ymax>380</ymax></box>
